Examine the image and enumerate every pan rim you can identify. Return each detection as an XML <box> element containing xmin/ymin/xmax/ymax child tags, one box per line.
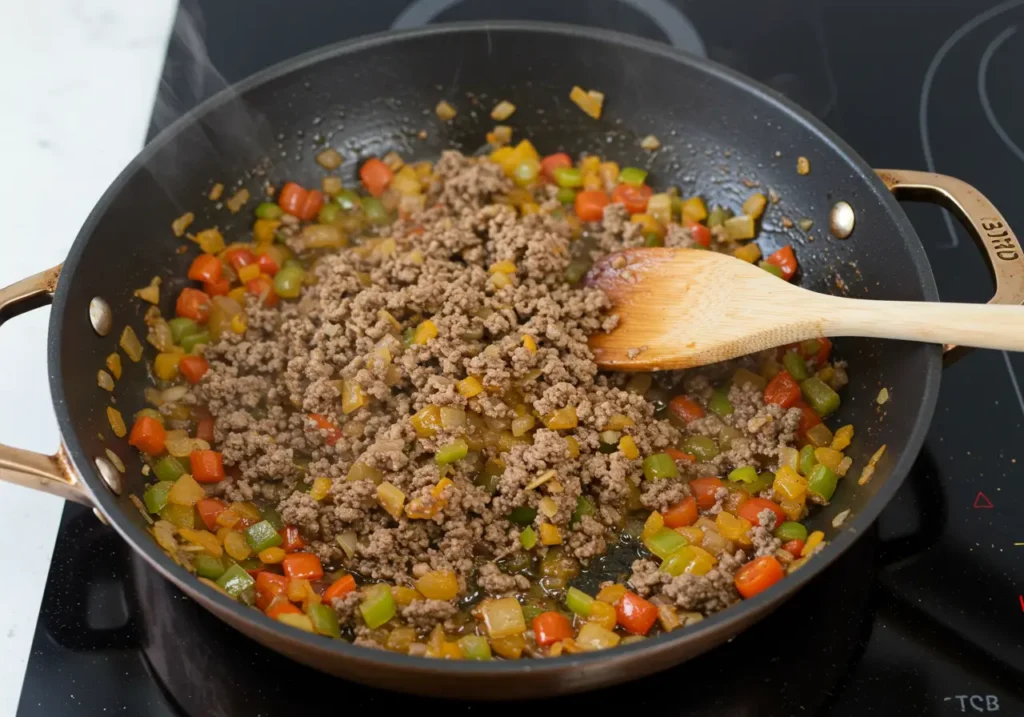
<box><xmin>49</xmin><ymin>20</ymin><xmax>941</xmax><ymax>683</ymax></box>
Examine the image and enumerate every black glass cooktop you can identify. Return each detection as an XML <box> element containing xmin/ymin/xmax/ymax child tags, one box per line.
<box><xmin>19</xmin><ymin>1</ymin><xmax>1024</xmax><ymax>714</ymax></box>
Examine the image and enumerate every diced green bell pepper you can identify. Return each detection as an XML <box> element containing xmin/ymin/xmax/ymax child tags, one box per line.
<box><xmin>553</xmin><ymin>167</ymin><xmax>583</xmax><ymax>188</ymax></box>
<box><xmin>334</xmin><ymin>189</ymin><xmax>362</xmax><ymax>212</ymax></box>
<box><xmin>474</xmin><ymin>461</ymin><xmax>503</xmax><ymax>495</ymax></box>
<box><xmin>799</xmin><ymin>444</ymin><xmax>817</xmax><ymax>477</ymax></box>
<box><xmin>307</xmin><ymin>602</ymin><xmax>341</xmax><ymax>638</ymax></box>
<box><xmin>801</xmin><ymin>377</ymin><xmax>841</xmax><ymax>417</ymax></box>
<box><xmin>508</xmin><ymin>506</ymin><xmax>537</xmax><ymax>526</ymax></box>
<box><xmin>195</xmin><ymin>554</ymin><xmax>227</xmax><ymax>580</ymax></box>
<box><xmin>759</xmin><ymin>261</ymin><xmax>785</xmax><ymax>278</ymax></box>
<box><xmin>500</xmin><ymin>551</ymin><xmax>533</xmax><ymax>574</ymax></box>
<box><xmin>180</xmin><ymin>330</ymin><xmax>211</xmax><ymax>354</ymax></box>
<box><xmin>661</xmin><ymin>546</ymin><xmax>696</xmax><ymax>577</ymax></box>
<box><xmin>708</xmin><ymin>388</ymin><xmax>734</xmax><ymax>417</ymax></box>
<box><xmin>618</xmin><ymin>167</ymin><xmax>648</xmax><ymax>186</ymax></box>
<box><xmin>681</xmin><ymin>435</ymin><xmax>719</xmax><ymax>462</ymax></box>
<box><xmin>435</xmin><ymin>438</ymin><xmax>469</xmax><ymax>465</ymax></box>
<box><xmin>644</xmin><ymin>527</ymin><xmax>688</xmax><ymax>560</ymax></box>
<box><xmin>261</xmin><ymin>506</ymin><xmax>284</xmax><ymax>531</ymax></box>
<box><xmin>159</xmin><ymin>503</ymin><xmax>195</xmax><ymax>529</ymax></box>
<box><xmin>519</xmin><ymin>526</ymin><xmax>538</xmax><ymax>550</ymax></box>
<box><xmin>556</xmin><ymin>186</ymin><xmax>577</xmax><ymax>204</ymax></box>
<box><xmin>643</xmin><ymin>232</ymin><xmax>664</xmax><ymax>247</ymax></box>
<box><xmin>565</xmin><ymin>586</ymin><xmax>594</xmax><ymax>617</ymax></box>
<box><xmin>800</xmin><ymin>339</ymin><xmax>822</xmax><ymax>360</ymax></box>
<box><xmin>317</xmin><ymin>202</ymin><xmax>341</xmax><ymax>224</ymax></box>
<box><xmin>564</xmin><ymin>258</ymin><xmax>592</xmax><ymax>285</ymax></box>
<box><xmin>808</xmin><ymin>463</ymin><xmax>839</xmax><ymax>502</ymax></box>
<box><xmin>775</xmin><ymin>521</ymin><xmax>808</xmax><ymax>542</ymax></box>
<box><xmin>246</xmin><ymin>520</ymin><xmax>283</xmax><ymax>553</ymax></box>
<box><xmin>642</xmin><ymin>453</ymin><xmax>679</xmax><ymax>481</ymax></box>
<box><xmin>273</xmin><ymin>266</ymin><xmax>305</xmax><ymax>299</ymax></box>
<box><xmin>458</xmin><ymin>634</ymin><xmax>492</xmax><ymax>660</ymax></box>
<box><xmin>520</xmin><ymin>599</ymin><xmax>549</xmax><ymax>622</ymax></box>
<box><xmin>152</xmin><ymin>456</ymin><xmax>187</xmax><ymax>483</ymax></box>
<box><xmin>707</xmin><ymin>206</ymin><xmax>733</xmax><ymax>227</ymax></box>
<box><xmin>360</xmin><ymin>584</ymin><xmax>396</xmax><ymax>629</ymax></box>
<box><xmin>143</xmin><ymin>481</ymin><xmax>175</xmax><ymax>514</ymax></box>
<box><xmin>571</xmin><ymin>495</ymin><xmax>596</xmax><ymax>525</ymax></box>
<box><xmin>168</xmin><ymin>317</ymin><xmax>200</xmax><ymax>344</ymax></box>
<box><xmin>782</xmin><ymin>351</ymin><xmax>809</xmax><ymax>381</ymax></box>
<box><xmin>362</xmin><ymin>197</ymin><xmax>391</xmax><ymax>225</ymax></box>
<box><xmin>728</xmin><ymin>465</ymin><xmax>759</xmax><ymax>484</ymax></box>
<box><xmin>738</xmin><ymin>471</ymin><xmax>775</xmax><ymax>495</ymax></box>
<box><xmin>255</xmin><ymin>201</ymin><xmax>284</xmax><ymax>219</ymax></box>
<box><xmin>216</xmin><ymin>563</ymin><xmax>255</xmax><ymax>598</ymax></box>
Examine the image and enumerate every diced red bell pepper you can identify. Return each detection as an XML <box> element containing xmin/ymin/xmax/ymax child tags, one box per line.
<box><xmin>662</xmin><ymin>497</ymin><xmax>698</xmax><ymax>528</ymax></box>
<box><xmin>322</xmin><ymin>574</ymin><xmax>357</xmax><ymax>602</ymax></box>
<box><xmin>532</xmin><ymin>611</ymin><xmax>573</xmax><ymax>647</ymax></box>
<box><xmin>128</xmin><ymin>416</ymin><xmax>166</xmax><ymax>455</ymax></box>
<box><xmin>176</xmin><ymin>288</ymin><xmax>211</xmax><ymax>322</ymax></box>
<box><xmin>540</xmin><ymin>152</ymin><xmax>573</xmax><ymax>180</ymax></box>
<box><xmin>359</xmin><ymin>158</ymin><xmax>394</xmax><ymax>197</ymax></box>
<box><xmin>255</xmin><ymin>571</ymin><xmax>289</xmax><ymax>611</ymax></box>
<box><xmin>195</xmin><ymin>417</ymin><xmax>215</xmax><ymax>443</ymax></box>
<box><xmin>266</xmin><ymin>596</ymin><xmax>302</xmax><ymax>619</ymax></box>
<box><xmin>196</xmin><ymin>498</ymin><xmax>227</xmax><ymax>531</ymax></box>
<box><xmin>179</xmin><ymin>355</ymin><xmax>209</xmax><ymax>384</ymax></box>
<box><xmin>307</xmin><ymin>413</ymin><xmax>342</xmax><ymax>446</ymax></box>
<box><xmin>611</xmin><ymin>183</ymin><xmax>652</xmax><ymax>214</ymax></box>
<box><xmin>765</xmin><ymin>245</ymin><xmax>798</xmax><ymax>281</ymax></box>
<box><xmin>782</xmin><ymin>539</ymin><xmax>805</xmax><ymax>557</ymax></box>
<box><xmin>668</xmin><ymin>396</ymin><xmax>705</xmax><ymax>424</ymax></box>
<box><xmin>734</xmin><ymin>556</ymin><xmax>785</xmax><ymax>598</ymax></box>
<box><xmin>575</xmin><ymin>190</ymin><xmax>610</xmax><ymax>222</ymax></box>
<box><xmin>616</xmin><ymin>591</ymin><xmax>658</xmax><ymax>635</ymax></box>
<box><xmin>246</xmin><ymin>275</ymin><xmax>279</xmax><ymax>307</ymax></box>
<box><xmin>203</xmin><ymin>277</ymin><xmax>231</xmax><ymax>296</ymax></box>
<box><xmin>282</xmin><ymin>552</ymin><xmax>323</xmax><ymax>581</ymax></box>
<box><xmin>737</xmin><ymin>497</ymin><xmax>786</xmax><ymax>527</ymax></box>
<box><xmin>764</xmin><ymin>370</ymin><xmax>802</xmax><ymax>408</ymax></box>
<box><xmin>664</xmin><ymin>447</ymin><xmax>696</xmax><ymax>462</ymax></box>
<box><xmin>225</xmin><ymin>247</ymin><xmax>256</xmax><ymax>271</ymax></box>
<box><xmin>278</xmin><ymin>182</ymin><xmax>324</xmax><ymax>221</ymax></box>
<box><xmin>281</xmin><ymin>525</ymin><xmax>306</xmax><ymax>553</ymax></box>
<box><xmin>190</xmin><ymin>450</ymin><xmax>225</xmax><ymax>483</ymax></box>
<box><xmin>187</xmin><ymin>254</ymin><xmax>222</xmax><ymax>283</ymax></box>
<box><xmin>688</xmin><ymin>222</ymin><xmax>712</xmax><ymax>248</ymax></box>
<box><xmin>689</xmin><ymin>477</ymin><xmax>724</xmax><ymax>510</ymax></box>
<box><xmin>794</xmin><ymin>399</ymin><xmax>823</xmax><ymax>443</ymax></box>
<box><xmin>256</xmin><ymin>252</ymin><xmax>280</xmax><ymax>276</ymax></box>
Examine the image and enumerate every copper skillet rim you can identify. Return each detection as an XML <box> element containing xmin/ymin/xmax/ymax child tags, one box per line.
<box><xmin>48</xmin><ymin>21</ymin><xmax>942</xmax><ymax>676</ymax></box>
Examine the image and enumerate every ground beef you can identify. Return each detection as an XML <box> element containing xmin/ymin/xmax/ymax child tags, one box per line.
<box><xmin>189</xmin><ymin>150</ymin><xmax>807</xmax><ymax>640</ymax></box>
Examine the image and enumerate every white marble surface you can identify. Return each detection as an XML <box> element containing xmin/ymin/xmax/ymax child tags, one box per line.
<box><xmin>0</xmin><ymin>1</ymin><xmax>175</xmax><ymax>714</ymax></box>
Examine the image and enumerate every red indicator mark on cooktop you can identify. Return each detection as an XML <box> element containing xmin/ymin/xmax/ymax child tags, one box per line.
<box><xmin>1019</xmin><ymin>595</ymin><xmax>1024</xmax><ymax>613</ymax></box>
<box><xmin>973</xmin><ymin>491</ymin><xmax>994</xmax><ymax>509</ymax></box>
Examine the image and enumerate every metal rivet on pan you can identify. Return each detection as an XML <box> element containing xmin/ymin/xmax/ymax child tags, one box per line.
<box><xmin>89</xmin><ymin>297</ymin><xmax>112</xmax><ymax>336</ymax></box>
<box><xmin>830</xmin><ymin>201</ymin><xmax>855</xmax><ymax>239</ymax></box>
<box><xmin>93</xmin><ymin>507</ymin><xmax>110</xmax><ymax>526</ymax></box>
<box><xmin>94</xmin><ymin>456</ymin><xmax>122</xmax><ymax>495</ymax></box>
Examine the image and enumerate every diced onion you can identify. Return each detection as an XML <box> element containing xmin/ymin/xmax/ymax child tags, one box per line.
<box><xmin>337</xmin><ymin>531</ymin><xmax>358</xmax><ymax>558</ymax></box>
<box><xmin>97</xmin><ymin>370</ymin><xmax>114</xmax><ymax>392</ymax></box>
<box><xmin>119</xmin><ymin>326</ymin><xmax>143</xmax><ymax>362</ymax></box>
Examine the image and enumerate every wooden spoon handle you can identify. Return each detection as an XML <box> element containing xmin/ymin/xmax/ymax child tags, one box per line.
<box><xmin>821</xmin><ymin>296</ymin><xmax>1024</xmax><ymax>351</ymax></box>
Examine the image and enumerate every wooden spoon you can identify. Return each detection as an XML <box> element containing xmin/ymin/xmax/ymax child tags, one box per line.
<box><xmin>586</xmin><ymin>247</ymin><xmax>1024</xmax><ymax>371</ymax></box>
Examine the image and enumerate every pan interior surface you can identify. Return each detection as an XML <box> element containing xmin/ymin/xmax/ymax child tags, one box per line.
<box><xmin>49</xmin><ymin>23</ymin><xmax>940</xmax><ymax>693</ymax></box>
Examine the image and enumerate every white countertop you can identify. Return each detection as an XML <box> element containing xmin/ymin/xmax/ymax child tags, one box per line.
<box><xmin>0</xmin><ymin>1</ymin><xmax>175</xmax><ymax>714</ymax></box>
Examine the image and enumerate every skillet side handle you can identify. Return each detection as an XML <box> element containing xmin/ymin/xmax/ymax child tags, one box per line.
<box><xmin>876</xmin><ymin>169</ymin><xmax>1024</xmax><ymax>364</ymax></box>
<box><xmin>0</xmin><ymin>265</ymin><xmax>91</xmax><ymax>506</ymax></box>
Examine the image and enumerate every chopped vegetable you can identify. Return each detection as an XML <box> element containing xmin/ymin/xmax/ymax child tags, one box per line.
<box><xmin>190</xmin><ymin>450</ymin><xmax>225</xmax><ymax>483</ymax></box>
<box><xmin>669</xmin><ymin>396</ymin><xmax>704</xmax><ymax>423</ymax></box>
<box><xmin>662</xmin><ymin>497</ymin><xmax>698</xmax><ymax>528</ymax></box>
<box><xmin>680</xmin><ymin>435</ymin><xmax>719</xmax><ymax>462</ymax></box>
<box><xmin>765</xmin><ymin>245</ymin><xmax>798</xmax><ymax>281</ymax></box>
<box><xmin>807</xmin><ymin>463</ymin><xmax>839</xmax><ymax>501</ymax></box>
<box><xmin>128</xmin><ymin>416</ymin><xmax>166</xmax><ymax>455</ymax></box>
<box><xmin>533</xmin><ymin>612</ymin><xmax>572</xmax><ymax>647</ymax></box>
<box><xmin>360</xmin><ymin>584</ymin><xmax>396</xmax><ymax>629</ymax></box>
<box><xmin>764</xmin><ymin>370</ymin><xmax>802</xmax><ymax>408</ymax></box>
<box><xmin>565</xmin><ymin>586</ymin><xmax>594</xmax><ymax>617</ymax></box>
<box><xmin>611</xmin><ymin>183</ymin><xmax>652</xmax><ymax>214</ymax></box>
<box><xmin>734</xmin><ymin>556</ymin><xmax>785</xmax><ymax>598</ymax></box>
<box><xmin>490</xmin><ymin>100</ymin><xmax>516</xmax><ymax>120</ymax></box>
<box><xmin>689</xmin><ymin>477</ymin><xmax>724</xmax><ymax>510</ymax></box>
<box><xmin>215</xmin><ymin>564</ymin><xmax>255</xmax><ymax>598</ymax></box>
<box><xmin>569</xmin><ymin>85</ymin><xmax>603</xmax><ymax>119</ymax></box>
<box><xmin>480</xmin><ymin>597</ymin><xmax>526</xmax><ymax>638</ymax></box>
<box><xmin>282</xmin><ymin>552</ymin><xmax>323</xmax><ymax>580</ymax></box>
<box><xmin>775</xmin><ymin>521</ymin><xmax>808</xmax><ymax>542</ymax></box>
<box><xmin>615</xmin><ymin>591</ymin><xmax>658</xmax><ymax>634</ymax></box>
<box><xmin>801</xmin><ymin>377</ymin><xmax>841</xmax><ymax>417</ymax></box>
<box><xmin>575</xmin><ymin>190</ymin><xmax>610</xmax><ymax>221</ymax></box>
<box><xmin>642</xmin><ymin>453</ymin><xmax>679</xmax><ymax>481</ymax></box>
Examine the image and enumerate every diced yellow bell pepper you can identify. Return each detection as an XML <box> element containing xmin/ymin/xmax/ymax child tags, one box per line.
<box><xmin>489</xmin><ymin>633</ymin><xmax>525</xmax><ymax>659</ymax></box>
<box><xmin>681</xmin><ymin>196</ymin><xmax>708</xmax><ymax>223</ymax></box>
<box><xmin>277</xmin><ymin>613</ymin><xmax>315</xmax><ymax>632</ymax></box>
<box><xmin>516</xmin><ymin>139</ymin><xmax>540</xmax><ymax>164</ymax></box>
<box><xmin>386</xmin><ymin>625</ymin><xmax>417</xmax><ymax>652</ymax></box>
<box><xmin>814</xmin><ymin>447</ymin><xmax>845</xmax><ymax>473</ymax></box>
<box><xmin>228</xmin><ymin>286</ymin><xmax>247</xmax><ymax>305</ymax></box>
<box><xmin>405</xmin><ymin>477</ymin><xmax>453</xmax><ymax>519</ymax></box>
<box><xmin>598</xmin><ymin>162</ymin><xmax>620</xmax><ymax>192</ymax></box>
<box><xmin>488</xmin><ymin>260</ymin><xmax>517</xmax><ymax>275</ymax></box>
<box><xmin>309</xmin><ymin>477</ymin><xmax>332</xmax><ymax>501</ymax></box>
<box><xmin>630</xmin><ymin>213</ymin><xmax>664</xmax><ymax>238</ymax></box>
<box><xmin>391</xmin><ymin>166</ymin><xmax>422</xmax><ymax>196</ymax></box>
<box><xmin>802</xmin><ymin>530</ymin><xmax>825</xmax><ymax>556</ymax></box>
<box><xmin>565</xmin><ymin>436</ymin><xmax>580</xmax><ymax>459</ymax></box>
<box><xmin>253</xmin><ymin>218</ymin><xmax>280</xmax><ymax>244</ymax></box>
<box><xmin>569</xmin><ymin>87</ymin><xmax>603</xmax><ymax>119</ymax></box>
<box><xmin>457</xmin><ymin>376</ymin><xmax>483</xmax><ymax>398</ymax></box>
<box><xmin>178</xmin><ymin>528</ymin><xmax>222</xmax><ymax>556</ymax></box>
<box><xmin>168</xmin><ymin>474</ymin><xmax>206</xmax><ymax>506</ymax></box>
<box><xmin>715</xmin><ymin>511</ymin><xmax>752</xmax><ymax>546</ymax></box>
<box><xmin>676</xmin><ymin>526</ymin><xmax>704</xmax><ymax>545</ymax></box>
<box><xmin>391</xmin><ymin>587</ymin><xmax>421</xmax><ymax>607</ymax></box>
<box><xmin>733</xmin><ymin>243</ymin><xmax>762</xmax><ymax>264</ymax></box>
<box><xmin>237</xmin><ymin>263</ymin><xmax>260</xmax><ymax>283</ymax></box>
<box><xmin>413</xmin><ymin>319</ymin><xmax>438</xmax><ymax>345</ymax></box>
<box><xmin>780</xmin><ymin>496</ymin><xmax>806</xmax><ymax>521</ymax></box>
<box><xmin>489</xmin><ymin>146</ymin><xmax>516</xmax><ymax>172</ymax></box>
<box><xmin>230</xmin><ymin>313</ymin><xmax>247</xmax><ymax>335</ymax></box>
<box><xmin>154</xmin><ymin>352</ymin><xmax>181</xmax><ymax>380</ymax></box>
<box><xmin>773</xmin><ymin>465</ymin><xmax>809</xmax><ymax>502</ymax></box>
<box><xmin>341</xmin><ymin>379</ymin><xmax>368</xmax><ymax>414</ymax></box>
<box><xmin>642</xmin><ymin>511</ymin><xmax>664</xmax><ymax>541</ymax></box>
<box><xmin>522</xmin><ymin>335</ymin><xmax>537</xmax><ymax>352</ymax></box>
<box><xmin>618</xmin><ymin>435</ymin><xmax>639</xmax><ymax>460</ymax></box>
<box><xmin>194</xmin><ymin>228</ymin><xmax>225</xmax><ymax>254</ymax></box>
<box><xmin>596</xmin><ymin>583</ymin><xmax>627</xmax><ymax>605</ymax></box>
<box><xmin>603</xmin><ymin>413</ymin><xmax>635</xmax><ymax>431</ymax></box>
<box><xmin>831</xmin><ymin>424</ymin><xmax>854</xmax><ymax>451</ymax></box>
<box><xmin>582</xmin><ymin>173</ymin><xmax>603</xmax><ymax>191</ymax></box>
<box><xmin>258</xmin><ymin>546</ymin><xmax>285</xmax><ymax>564</ymax></box>
<box><xmin>416</xmin><ymin>570</ymin><xmax>459</xmax><ymax>600</ymax></box>
<box><xmin>742</xmin><ymin>192</ymin><xmax>767</xmax><ymax>219</ymax></box>
<box><xmin>376</xmin><ymin>481</ymin><xmax>406</xmax><ymax>519</ymax></box>
<box><xmin>539</xmin><ymin>523</ymin><xmax>563</xmax><ymax>545</ymax></box>
<box><xmin>576</xmin><ymin>622</ymin><xmax>620</xmax><ymax>651</ymax></box>
<box><xmin>411</xmin><ymin>404</ymin><xmax>442</xmax><ymax>438</ymax></box>
<box><xmin>543</xmin><ymin>406</ymin><xmax>578</xmax><ymax>430</ymax></box>
<box><xmin>587</xmin><ymin>600</ymin><xmax>617</xmax><ymax>630</ymax></box>
<box><xmin>647</xmin><ymin>193</ymin><xmax>672</xmax><ymax>226</ymax></box>
<box><xmin>479</xmin><ymin>597</ymin><xmax>526</xmax><ymax>639</ymax></box>
<box><xmin>440</xmin><ymin>641</ymin><xmax>463</xmax><ymax>660</ymax></box>
<box><xmin>580</xmin><ymin>156</ymin><xmax>600</xmax><ymax>173</ymax></box>
<box><xmin>724</xmin><ymin>214</ymin><xmax>757</xmax><ymax>240</ymax></box>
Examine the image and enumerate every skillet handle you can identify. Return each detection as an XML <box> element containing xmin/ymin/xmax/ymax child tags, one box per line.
<box><xmin>875</xmin><ymin>169</ymin><xmax>1024</xmax><ymax>364</ymax></box>
<box><xmin>0</xmin><ymin>265</ymin><xmax>91</xmax><ymax>506</ymax></box>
